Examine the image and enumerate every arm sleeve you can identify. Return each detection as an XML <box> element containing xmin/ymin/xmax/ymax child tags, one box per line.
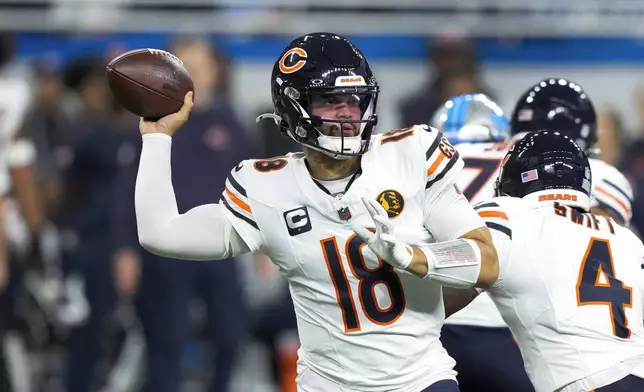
<box><xmin>424</xmin><ymin>184</ymin><xmax>487</xmax><ymax>242</ymax></box>
<box><xmin>135</xmin><ymin>133</ymin><xmax>249</xmax><ymax>260</ymax></box>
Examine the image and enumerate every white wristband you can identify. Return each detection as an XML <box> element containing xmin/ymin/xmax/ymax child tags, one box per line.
<box><xmin>420</xmin><ymin>238</ymin><xmax>482</xmax><ymax>288</ymax></box>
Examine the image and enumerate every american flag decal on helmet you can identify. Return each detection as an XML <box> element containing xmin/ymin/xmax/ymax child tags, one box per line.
<box><xmin>521</xmin><ymin>169</ymin><xmax>539</xmax><ymax>183</ymax></box>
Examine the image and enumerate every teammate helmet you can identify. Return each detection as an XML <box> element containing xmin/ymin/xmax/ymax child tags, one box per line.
<box><xmin>431</xmin><ymin>93</ymin><xmax>509</xmax><ymax>145</ymax></box>
<box><xmin>510</xmin><ymin>78</ymin><xmax>597</xmax><ymax>153</ymax></box>
<box><xmin>258</xmin><ymin>33</ymin><xmax>379</xmax><ymax>159</ymax></box>
<box><xmin>495</xmin><ymin>130</ymin><xmax>592</xmax><ymax>208</ymax></box>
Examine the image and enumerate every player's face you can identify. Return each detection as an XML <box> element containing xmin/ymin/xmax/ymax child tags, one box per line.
<box><xmin>174</xmin><ymin>41</ymin><xmax>218</xmax><ymax>95</ymax></box>
<box><xmin>310</xmin><ymin>94</ymin><xmax>362</xmax><ymax>137</ymax></box>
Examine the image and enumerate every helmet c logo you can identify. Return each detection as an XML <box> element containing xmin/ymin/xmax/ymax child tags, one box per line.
<box><xmin>279</xmin><ymin>48</ymin><xmax>308</xmax><ymax>74</ymax></box>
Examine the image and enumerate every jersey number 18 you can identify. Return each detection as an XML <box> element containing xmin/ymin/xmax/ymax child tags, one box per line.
<box><xmin>321</xmin><ymin>234</ymin><xmax>406</xmax><ymax>333</ymax></box>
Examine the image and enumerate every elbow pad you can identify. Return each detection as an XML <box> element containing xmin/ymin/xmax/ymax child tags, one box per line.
<box><xmin>420</xmin><ymin>238</ymin><xmax>481</xmax><ymax>288</ymax></box>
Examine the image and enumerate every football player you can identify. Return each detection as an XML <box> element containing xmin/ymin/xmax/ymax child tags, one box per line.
<box><xmin>134</xmin><ymin>33</ymin><xmax>499</xmax><ymax>392</ymax></box>
<box><xmin>431</xmin><ymin>94</ymin><xmax>534</xmax><ymax>392</ymax></box>
<box><xmin>466</xmin><ymin>130</ymin><xmax>644</xmax><ymax>392</ymax></box>
<box><xmin>511</xmin><ymin>78</ymin><xmax>633</xmax><ymax>227</ymax></box>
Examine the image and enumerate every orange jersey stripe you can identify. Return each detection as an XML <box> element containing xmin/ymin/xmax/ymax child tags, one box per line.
<box><xmin>595</xmin><ymin>186</ymin><xmax>631</xmax><ymax>215</ymax></box>
<box><xmin>225</xmin><ymin>188</ymin><xmax>252</xmax><ymax>214</ymax></box>
<box><xmin>426</xmin><ymin>152</ymin><xmax>446</xmax><ymax>177</ymax></box>
<box><xmin>478</xmin><ymin>210</ymin><xmax>508</xmax><ymax>220</ymax></box>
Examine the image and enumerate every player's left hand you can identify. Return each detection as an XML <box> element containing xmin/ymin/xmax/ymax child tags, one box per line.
<box><xmin>353</xmin><ymin>197</ymin><xmax>414</xmax><ymax>269</ymax></box>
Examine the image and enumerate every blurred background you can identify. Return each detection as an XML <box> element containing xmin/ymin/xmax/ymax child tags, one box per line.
<box><xmin>0</xmin><ymin>1</ymin><xmax>644</xmax><ymax>392</ymax></box>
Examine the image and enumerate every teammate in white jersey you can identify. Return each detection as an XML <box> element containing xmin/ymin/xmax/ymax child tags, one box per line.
<box><xmin>510</xmin><ymin>78</ymin><xmax>633</xmax><ymax>226</ymax></box>
<box><xmin>431</xmin><ymin>94</ymin><xmax>534</xmax><ymax>392</ymax></box>
<box><xmin>473</xmin><ymin>130</ymin><xmax>644</xmax><ymax>392</ymax></box>
<box><xmin>134</xmin><ymin>33</ymin><xmax>499</xmax><ymax>392</ymax></box>
<box><xmin>0</xmin><ymin>77</ymin><xmax>28</xmax><ymax>292</ymax></box>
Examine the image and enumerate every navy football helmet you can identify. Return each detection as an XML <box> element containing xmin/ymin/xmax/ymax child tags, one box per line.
<box><xmin>495</xmin><ymin>130</ymin><xmax>592</xmax><ymax>209</ymax></box>
<box><xmin>510</xmin><ymin>78</ymin><xmax>597</xmax><ymax>153</ymax></box>
<box><xmin>257</xmin><ymin>33</ymin><xmax>379</xmax><ymax>159</ymax></box>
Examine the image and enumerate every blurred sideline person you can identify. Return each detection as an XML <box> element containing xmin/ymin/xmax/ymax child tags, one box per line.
<box><xmin>61</xmin><ymin>56</ymin><xmax>136</xmax><ymax>392</ymax></box>
<box><xmin>0</xmin><ymin>32</ymin><xmax>48</xmax><ymax>392</ymax></box>
<box><xmin>113</xmin><ymin>36</ymin><xmax>250</xmax><ymax>392</ymax></box>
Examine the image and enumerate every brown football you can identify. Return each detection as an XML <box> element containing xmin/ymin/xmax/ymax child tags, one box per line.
<box><xmin>106</xmin><ymin>48</ymin><xmax>194</xmax><ymax>120</ymax></box>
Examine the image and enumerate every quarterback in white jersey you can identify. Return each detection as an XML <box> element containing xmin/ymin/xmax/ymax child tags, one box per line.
<box><xmin>474</xmin><ymin>130</ymin><xmax>644</xmax><ymax>392</ymax></box>
<box><xmin>134</xmin><ymin>33</ymin><xmax>499</xmax><ymax>392</ymax></box>
<box><xmin>0</xmin><ymin>76</ymin><xmax>33</xmax><ymax>291</ymax></box>
<box><xmin>510</xmin><ymin>78</ymin><xmax>633</xmax><ymax>227</ymax></box>
<box><xmin>431</xmin><ymin>94</ymin><xmax>534</xmax><ymax>392</ymax></box>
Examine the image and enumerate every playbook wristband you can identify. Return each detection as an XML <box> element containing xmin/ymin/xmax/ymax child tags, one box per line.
<box><xmin>420</xmin><ymin>238</ymin><xmax>482</xmax><ymax>288</ymax></box>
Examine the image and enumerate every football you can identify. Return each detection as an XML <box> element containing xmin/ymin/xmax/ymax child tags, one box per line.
<box><xmin>106</xmin><ymin>48</ymin><xmax>194</xmax><ymax>120</ymax></box>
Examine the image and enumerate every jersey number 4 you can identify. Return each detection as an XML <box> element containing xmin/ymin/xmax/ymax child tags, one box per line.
<box><xmin>576</xmin><ymin>238</ymin><xmax>633</xmax><ymax>339</ymax></box>
<box><xmin>321</xmin><ymin>234</ymin><xmax>406</xmax><ymax>333</ymax></box>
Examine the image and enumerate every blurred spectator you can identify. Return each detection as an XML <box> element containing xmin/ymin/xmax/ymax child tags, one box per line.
<box><xmin>597</xmin><ymin>108</ymin><xmax>626</xmax><ymax>168</ymax></box>
<box><xmin>622</xmin><ymin>88</ymin><xmax>644</xmax><ymax>236</ymax></box>
<box><xmin>398</xmin><ymin>36</ymin><xmax>492</xmax><ymax>126</ymax></box>
<box><xmin>23</xmin><ymin>55</ymin><xmax>74</xmax><ymax>219</ymax></box>
<box><xmin>113</xmin><ymin>36</ymin><xmax>250</xmax><ymax>392</ymax></box>
<box><xmin>61</xmin><ymin>56</ymin><xmax>138</xmax><ymax>392</ymax></box>
<box><xmin>0</xmin><ymin>32</ymin><xmax>49</xmax><ymax>392</ymax></box>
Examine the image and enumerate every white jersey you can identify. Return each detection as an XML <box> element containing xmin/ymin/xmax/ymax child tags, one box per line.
<box><xmin>480</xmin><ymin>194</ymin><xmax>644</xmax><ymax>392</ymax></box>
<box><xmin>221</xmin><ymin>125</ymin><xmax>485</xmax><ymax>391</ymax></box>
<box><xmin>0</xmin><ymin>77</ymin><xmax>31</xmax><ymax>195</ymax></box>
<box><xmin>447</xmin><ymin>142</ymin><xmax>507</xmax><ymax>327</ymax></box>
<box><xmin>589</xmin><ymin>158</ymin><xmax>633</xmax><ymax>226</ymax></box>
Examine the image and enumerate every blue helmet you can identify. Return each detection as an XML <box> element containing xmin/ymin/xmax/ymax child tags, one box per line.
<box><xmin>431</xmin><ymin>93</ymin><xmax>509</xmax><ymax>145</ymax></box>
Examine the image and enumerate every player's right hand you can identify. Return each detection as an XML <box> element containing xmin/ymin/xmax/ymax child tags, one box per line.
<box><xmin>353</xmin><ymin>197</ymin><xmax>414</xmax><ymax>270</ymax></box>
<box><xmin>139</xmin><ymin>91</ymin><xmax>193</xmax><ymax>137</ymax></box>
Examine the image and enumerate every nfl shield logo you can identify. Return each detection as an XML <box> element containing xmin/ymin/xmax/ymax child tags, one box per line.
<box><xmin>337</xmin><ymin>207</ymin><xmax>352</xmax><ymax>221</ymax></box>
